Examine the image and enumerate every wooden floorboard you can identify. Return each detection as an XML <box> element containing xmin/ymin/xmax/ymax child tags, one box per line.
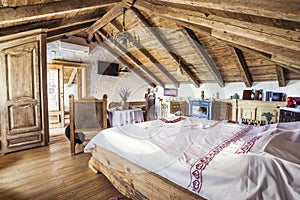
<box><xmin>0</xmin><ymin>134</ymin><xmax>129</xmax><ymax>200</ymax></box>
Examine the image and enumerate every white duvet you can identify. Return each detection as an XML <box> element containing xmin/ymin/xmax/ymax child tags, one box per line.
<box><xmin>84</xmin><ymin>117</ymin><xmax>300</xmax><ymax>200</ymax></box>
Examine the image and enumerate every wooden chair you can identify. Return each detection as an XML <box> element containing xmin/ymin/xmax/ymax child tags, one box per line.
<box><xmin>69</xmin><ymin>94</ymin><xmax>108</xmax><ymax>156</ymax></box>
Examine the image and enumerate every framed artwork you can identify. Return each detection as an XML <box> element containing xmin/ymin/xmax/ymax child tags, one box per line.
<box><xmin>164</xmin><ymin>88</ymin><xmax>178</xmax><ymax>97</ymax></box>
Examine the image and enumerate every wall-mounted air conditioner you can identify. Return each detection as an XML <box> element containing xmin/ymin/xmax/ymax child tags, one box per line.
<box><xmin>58</xmin><ymin>41</ymin><xmax>89</xmax><ymax>54</ymax></box>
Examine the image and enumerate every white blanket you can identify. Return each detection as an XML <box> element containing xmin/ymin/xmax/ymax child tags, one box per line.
<box><xmin>84</xmin><ymin>118</ymin><xmax>300</xmax><ymax>200</ymax></box>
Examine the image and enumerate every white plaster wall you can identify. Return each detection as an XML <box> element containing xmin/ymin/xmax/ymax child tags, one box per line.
<box><xmin>47</xmin><ymin>40</ymin><xmax>151</xmax><ymax>105</ymax></box>
<box><xmin>173</xmin><ymin>80</ymin><xmax>300</xmax><ymax>101</ymax></box>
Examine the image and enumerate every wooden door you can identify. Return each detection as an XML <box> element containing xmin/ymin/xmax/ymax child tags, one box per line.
<box><xmin>47</xmin><ymin>65</ymin><xmax>65</xmax><ymax>128</ymax></box>
<box><xmin>0</xmin><ymin>30</ymin><xmax>48</xmax><ymax>154</ymax></box>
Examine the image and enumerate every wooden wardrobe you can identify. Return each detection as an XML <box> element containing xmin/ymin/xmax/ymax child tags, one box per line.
<box><xmin>0</xmin><ymin>29</ymin><xmax>49</xmax><ymax>154</ymax></box>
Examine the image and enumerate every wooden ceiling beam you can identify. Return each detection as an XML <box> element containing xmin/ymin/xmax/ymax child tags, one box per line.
<box><xmin>183</xmin><ymin>27</ymin><xmax>225</xmax><ymax>87</ymax></box>
<box><xmin>151</xmin><ymin>0</ymin><xmax>300</xmax><ymax>23</ymax></box>
<box><xmin>135</xmin><ymin>0</ymin><xmax>300</xmax><ymax>69</ymax></box>
<box><xmin>0</xmin><ymin>10</ymin><xmax>104</xmax><ymax>37</ymax></box>
<box><xmin>68</xmin><ymin>68</ymin><xmax>78</xmax><ymax>87</ymax></box>
<box><xmin>275</xmin><ymin>65</ymin><xmax>286</xmax><ymax>87</ymax></box>
<box><xmin>211</xmin><ymin>29</ymin><xmax>300</xmax><ymax>70</ymax></box>
<box><xmin>233</xmin><ymin>48</ymin><xmax>252</xmax><ymax>87</ymax></box>
<box><xmin>171</xmin><ymin>15</ymin><xmax>300</xmax><ymax>67</ymax></box>
<box><xmin>97</xmin><ymin>29</ymin><xmax>166</xmax><ymax>87</ymax></box>
<box><xmin>94</xmin><ymin>32</ymin><xmax>154</xmax><ymax>86</ymax></box>
<box><xmin>135</xmin><ymin>0</ymin><xmax>300</xmax><ymax>48</ymax></box>
<box><xmin>0</xmin><ymin>0</ymin><xmax>119</xmax><ymax>29</ymax></box>
<box><xmin>134</xmin><ymin>44</ymin><xmax>180</xmax><ymax>87</ymax></box>
<box><xmin>85</xmin><ymin>3</ymin><xmax>123</xmax><ymax>42</ymax></box>
<box><xmin>130</xmin><ymin>7</ymin><xmax>200</xmax><ymax>88</ymax></box>
<box><xmin>228</xmin><ymin>42</ymin><xmax>300</xmax><ymax>75</ymax></box>
<box><xmin>122</xmin><ymin>0</ymin><xmax>136</xmax><ymax>8</ymax></box>
<box><xmin>110</xmin><ymin>19</ymin><xmax>179</xmax><ymax>87</ymax></box>
<box><xmin>1</xmin><ymin>0</ymin><xmax>64</xmax><ymax>7</ymax></box>
<box><xmin>47</xmin><ymin>22</ymin><xmax>94</xmax><ymax>42</ymax></box>
<box><xmin>280</xmin><ymin>66</ymin><xmax>300</xmax><ymax>75</ymax></box>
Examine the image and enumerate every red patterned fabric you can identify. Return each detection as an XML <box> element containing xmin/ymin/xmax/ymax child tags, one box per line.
<box><xmin>235</xmin><ymin>136</ymin><xmax>262</xmax><ymax>154</ymax></box>
<box><xmin>188</xmin><ymin>125</ymin><xmax>253</xmax><ymax>193</ymax></box>
<box><xmin>235</xmin><ymin>125</ymin><xmax>269</xmax><ymax>154</ymax></box>
<box><xmin>160</xmin><ymin>117</ymin><xmax>185</xmax><ymax>123</ymax></box>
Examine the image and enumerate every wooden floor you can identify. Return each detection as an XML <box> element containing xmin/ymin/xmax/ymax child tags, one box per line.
<box><xmin>0</xmin><ymin>134</ymin><xmax>129</xmax><ymax>200</ymax></box>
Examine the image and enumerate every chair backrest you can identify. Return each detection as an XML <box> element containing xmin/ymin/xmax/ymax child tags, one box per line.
<box><xmin>69</xmin><ymin>94</ymin><xmax>108</xmax><ymax>155</ymax></box>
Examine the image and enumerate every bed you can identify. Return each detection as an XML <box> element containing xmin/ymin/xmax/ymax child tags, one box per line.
<box><xmin>84</xmin><ymin>117</ymin><xmax>300</xmax><ymax>200</ymax></box>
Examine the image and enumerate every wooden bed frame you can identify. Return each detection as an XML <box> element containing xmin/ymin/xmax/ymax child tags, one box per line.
<box><xmin>69</xmin><ymin>94</ymin><xmax>203</xmax><ymax>198</ymax></box>
<box><xmin>89</xmin><ymin>145</ymin><xmax>205</xmax><ymax>200</ymax></box>
<box><xmin>69</xmin><ymin>94</ymin><xmax>108</xmax><ymax>156</ymax></box>
<box><xmin>108</xmin><ymin>101</ymin><xmax>146</xmax><ymax>109</ymax></box>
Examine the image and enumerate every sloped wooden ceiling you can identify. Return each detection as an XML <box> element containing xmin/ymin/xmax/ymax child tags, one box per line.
<box><xmin>1</xmin><ymin>0</ymin><xmax>299</xmax><ymax>88</ymax></box>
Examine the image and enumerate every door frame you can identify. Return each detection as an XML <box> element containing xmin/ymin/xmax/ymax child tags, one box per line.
<box><xmin>47</xmin><ymin>60</ymin><xmax>89</xmax><ymax>129</ymax></box>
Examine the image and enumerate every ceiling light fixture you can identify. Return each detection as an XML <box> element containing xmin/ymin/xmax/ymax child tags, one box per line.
<box><xmin>111</xmin><ymin>8</ymin><xmax>140</xmax><ymax>48</ymax></box>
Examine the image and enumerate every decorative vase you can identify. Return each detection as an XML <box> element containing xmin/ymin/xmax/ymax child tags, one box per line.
<box><xmin>201</xmin><ymin>91</ymin><xmax>204</xmax><ymax>100</ymax></box>
<box><xmin>121</xmin><ymin>100</ymin><xmax>129</xmax><ymax>109</ymax></box>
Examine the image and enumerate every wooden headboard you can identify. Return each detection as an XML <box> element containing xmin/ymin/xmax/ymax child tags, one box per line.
<box><xmin>69</xmin><ymin>94</ymin><xmax>108</xmax><ymax>156</ymax></box>
<box><xmin>108</xmin><ymin>101</ymin><xmax>146</xmax><ymax>109</ymax></box>
<box><xmin>170</xmin><ymin>101</ymin><xmax>189</xmax><ymax>116</ymax></box>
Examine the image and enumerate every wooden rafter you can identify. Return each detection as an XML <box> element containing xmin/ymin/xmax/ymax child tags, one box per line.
<box><xmin>93</xmin><ymin>32</ymin><xmax>154</xmax><ymax>86</ymax></box>
<box><xmin>47</xmin><ymin>22</ymin><xmax>94</xmax><ymax>42</ymax></box>
<box><xmin>1</xmin><ymin>0</ymin><xmax>64</xmax><ymax>7</ymax></box>
<box><xmin>134</xmin><ymin>1</ymin><xmax>300</xmax><ymax>49</ymax></box>
<box><xmin>211</xmin><ymin>29</ymin><xmax>300</xmax><ymax>70</ymax></box>
<box><xmin>275</xmin><ymin>65</ymin><xmax>286</xmax><ymax>87</ymax></box>
<box><xmin>0</xmin><ymin>0</ymin><xmax>119</xmax><ymax>29</ymax></box>
<box><xmin>177</xmin><ymin>19</ymin><xmax>300</xmax><ymax>71</ymax></box>
<box><xmin>122</xmin><ymin>0</ymin><xmax>136</xmax><ymax>8</ymax></box>
<box><xmin>110</xmin><ymin>19</ymin><xmax>179</xmax><ymax>87</ymax></box>
<box><xmin>233</xmin><ymin>48</ymin><xmax>252</xmax><ymax>87</ymax></box>
<box><xmin>134</xmin><ymin>0</ymin><xmax>300</xmax><ymax>70</ymax></box>
<box><xmin>183</xmin><ymin>28</ymin><xmax>225</xmax><ymax>87</ymax></box>
<box><xmin>46</xmin><ymin>10</ymin><xmax>107</xmax><ymax>38</ymax></box>
<box><xmin>217</xmin><ymin>39</ymin><xmax>300</xmax><ymax>74</ymax></box>
<box><xmin>281</xmin><ymin>66</ymin><xmax>300</xmax><ymax>75</ymax></box>
<box><xmin>68</xmin><ymin>68</ymin><xmax>78</xmax><ymax>87</ymax></box>
<box><xmin>151</xmin><ymin>0</ymin><xmax>300</xmax><ymax>23</ymax></box>
<box><xmin>170</xmin><ymin>17</ymin><xmax>300</xmax><ymax>71</ymax></box>
<box><xmin>85</xmin><ymin>3</ymin><xmax>123</xmax><ymax>42</ymax></box>
<box><xmin>97</xmin><ymin>30</ymin><xmax>166</xmax><ymax>87</ymax></box>
<box><xmin>1</xmin><ymin>11</ymin><xmax>104</xmax><ymax>38</ymax></box>
<box><xmin>130</xmin><ymin>7</ymin><xmax>200</xmax><ymax>88</ymax></box>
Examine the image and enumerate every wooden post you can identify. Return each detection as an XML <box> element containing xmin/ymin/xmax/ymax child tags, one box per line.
<box><xmin>69</xmin><ymin>94</ymin><xmax>75</xmax><ymax>156</ymax></box>
<box><xmin>102</xmin><ymin>94</ymin><xmax>108</xmax><ymax>129</ymax></box>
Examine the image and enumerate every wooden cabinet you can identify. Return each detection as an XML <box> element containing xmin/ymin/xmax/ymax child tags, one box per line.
<box><xmin>0</xmin><ymin>29</ymin><xmax>48</xmax><ymax>154</ymax></box>
<box><xmin>170</xmin><ymin>101</ymin><xmax>189</xmax><ymax>116</ymax></box>
<box><xmin>279</xmin><ymin>107</ymin><xmax>300</xmax><ymax>122</ymax></box>
<box><xmin>189</xmin><ymin>100</ymin><xmax>213</xmax><ymax>120</ymax></box>
<box><xmin>238</xmin><ymin>100</ymin><xmax>286</xmax><ymax>123</ymax></box>
<box><xmin>213</xmin><ymin>99</ymin><xmax>237</xmax><ymax>122</ymax></box>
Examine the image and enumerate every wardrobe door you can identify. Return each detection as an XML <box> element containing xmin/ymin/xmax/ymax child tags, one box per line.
<box><xmin>0</xmin><ymin>30</ymin><xmax>48</xmax><ymax>154</ymax></box>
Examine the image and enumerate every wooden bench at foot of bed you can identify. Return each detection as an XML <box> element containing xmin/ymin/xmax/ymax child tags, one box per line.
<box><xmin>88</xmin><ymin>145</ymin><xmax>205</xmax><ymax>200</ymax></box>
